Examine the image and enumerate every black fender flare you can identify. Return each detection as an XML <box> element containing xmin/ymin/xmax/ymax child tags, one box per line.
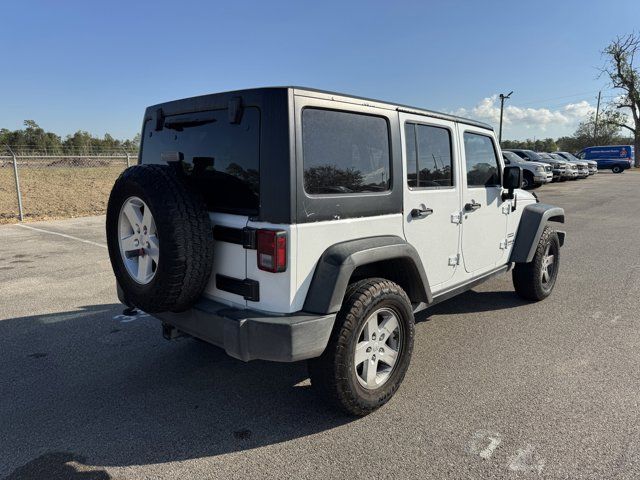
<box><xmin>303</xmin><ymin>236</ymin><xmax>432</xmax><ymax>315</ymax></box>
<box><xmin>510</xmin><ymin>203</ymin><xmax>565</xmax><ymax>263</ymax></box>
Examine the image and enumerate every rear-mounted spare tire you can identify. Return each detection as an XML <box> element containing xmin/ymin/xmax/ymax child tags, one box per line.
<box><xmin>106</xmin><ymin>164</ymin><xmax>214</xmax><ymax>313</ymax></box>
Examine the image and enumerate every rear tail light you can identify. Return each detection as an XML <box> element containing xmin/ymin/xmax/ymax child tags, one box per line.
<box><xmin>257</xmin><ymin>230</ymin><xmax>287</xmax><ymax>273</ymax></box>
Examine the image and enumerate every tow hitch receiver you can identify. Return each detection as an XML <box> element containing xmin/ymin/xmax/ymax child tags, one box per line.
<box><xmin>162</xmin><ymin>323</ymin><xmax>184</xmax><ymax>340</ymax></box>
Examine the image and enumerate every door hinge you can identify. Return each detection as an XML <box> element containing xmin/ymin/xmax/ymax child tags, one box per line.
<box><xmin>450</xmin><ymin>212</ymin><xmax>462</xmax><ymax>224</ymax></box>
<box><xmin>448</xmin><ymin>254</ymin><xmax>460</xmax><ymax>266</ymax></box>
<box><xmin>499</xmin><ymin>238</ymin><xmax>514</xmax><ymax>250</ymax></box>
<box><xmin>502</xmin><ymin>203</ymin><xmax>511</xmax><ymax>215</ymax></box>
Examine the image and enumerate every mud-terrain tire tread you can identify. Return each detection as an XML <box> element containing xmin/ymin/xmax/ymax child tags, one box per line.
<box><xmin>308</xmin><ymin>278</ymin><xmax>415</xmax><ymax>416</ymax></box>
<box><xmin>106</xmin><ymin>164</ymin><xmax>214</xmax><ymax>313</ymax></box>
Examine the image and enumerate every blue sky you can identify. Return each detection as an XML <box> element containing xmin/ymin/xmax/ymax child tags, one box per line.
<box><xmin>1</xmin><ymin>0</ymin><xmax>638</xmax><ymax>140</ymax></box>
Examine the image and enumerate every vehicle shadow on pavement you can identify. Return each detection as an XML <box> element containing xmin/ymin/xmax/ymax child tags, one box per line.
<box><xmin>417</xmin><ymin>289</ymin><xmax>529</xmax><ymax>322</ymax></box>
<box><xmin>3</xmin><ymin>452</ymin><xmax>111</xmax><ymax>480</ymax></box>
<box><xmin>0</xmin><ymin>304</ymin><xmax>353</xmax><ymax>474</ymax></box>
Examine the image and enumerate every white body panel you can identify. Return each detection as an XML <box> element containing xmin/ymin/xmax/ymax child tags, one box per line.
<box><xmin>201</xmin><ymin>97</ymin><xmax>530</xmax><ymax>315</ymax></box>
<box><xmin>293</xmin><ymin>214</ymin><xmax>405</xmax><ymax>312</ymax></box>
<box><xmin>245</xmin><ymin>220</ymin><xmax>296</xmax><ymax>313</ymax></box>
<box><xmin>457</xmin><ymin>125</ymin><xmax>508</xmax><ymax>275</ymax></box>
<box><xmin>399</xmin><ymin>112</ymin><xmax>461</xmax><ymax>289</ymax></box>
<box><xmin>204</xmin><ymin>212</ymin><xmax>248</xmax><ymax>308</ymax></box>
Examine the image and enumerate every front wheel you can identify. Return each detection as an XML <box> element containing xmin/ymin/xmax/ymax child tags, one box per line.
<box><xmin>612</xmin><ymin>165</ymin><xmax>623</xmax><ymax>173</ymax></box>
<box><xmin>308</xmin><ymin>278</ymin><xmax>415</xmax><ymax>416</ymax></box>
<box><xmin>512</xmin><ymin>227</ymin><xmax>560</xmax><ymax>301</ymax></box>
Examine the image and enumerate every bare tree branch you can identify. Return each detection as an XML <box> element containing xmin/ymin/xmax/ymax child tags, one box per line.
<box><xmin>612</xmin><ymin>122</ymin><xmax>637</xmax><ymax>134</ymax></box>
<box><xmin>601</xmin><ymin>32</ymin><xmax>640</xmax><ymax>166</ymax></box>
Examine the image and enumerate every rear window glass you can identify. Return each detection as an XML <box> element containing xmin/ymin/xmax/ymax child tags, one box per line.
<box><xmin>302</xmin><ymin>108</ymin><xmax>391</xmax><ymax>195</ymax></box>
<box><xmin>141</xmin><ymin>106</ymin><xmax>260</xmax><ymax>215</ymax></box>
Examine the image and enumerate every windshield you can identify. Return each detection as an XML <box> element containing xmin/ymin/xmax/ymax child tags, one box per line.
<box><xmin>559</xmin><ymin>151</ymin><xmax>580</xmax><ymax>161</ymax></box>
<box><xmin>502</xmin><ymin>151</ymin><xmax>521</xmax><ymax>163</ymax></box>
<box><xmin>524</xmin><ymin>150</ymin><xmax>543</xmax><ymax>160</ymax></box>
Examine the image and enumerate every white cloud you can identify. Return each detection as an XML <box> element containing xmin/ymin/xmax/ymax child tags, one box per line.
<box><xmin>452</xmin><ymin>95</ymin><xmax>596</xmax><ymax>138</ymax></box>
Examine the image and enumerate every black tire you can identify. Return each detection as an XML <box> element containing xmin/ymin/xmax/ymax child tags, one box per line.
<box><xmin>521</xmin><ymin>172</ymin><xmax>533</xmax><ymax>189</ymax></box>
<box><xmin>612</xmin><ymin>165</ymin><xmax>623</xmax><ymax>173</ymax></box>
<box><xmin>512</xmin><ymin>227</ymin><xmax>560</xmax><ymax>301</ymax></box>
<box><xmin>308</xmin><ymin>278</ymin><xmax>415</xmax><ymax>416</ymax></box>
<box><xmin>106</xmin><ymin>165</ymin><xmax>214</xmax><ymax>313</ymax></box>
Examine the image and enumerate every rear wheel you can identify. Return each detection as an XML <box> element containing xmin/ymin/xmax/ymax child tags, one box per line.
<box><xmin>308</xmin><ymin>278</ymin><xmax>415</xmax><ymax>416</ymax></box>
<box><xmin>512</xmin><ymin>227</ymin><xmax>560</xmax><ymax>301</ymax></box>
<box><xmin>612</xmin><ymin>165</ymin><xmax>623</xmax><ymax>173</ymax></box>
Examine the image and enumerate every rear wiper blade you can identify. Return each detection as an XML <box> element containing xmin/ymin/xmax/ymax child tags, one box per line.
<box><xmin>164</xmin><ymin>117</ymin><xmax>217</xmax><ymax>131</ymax></box>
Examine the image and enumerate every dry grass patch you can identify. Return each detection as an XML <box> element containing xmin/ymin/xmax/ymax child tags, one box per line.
<box><xmin>0</xmin><ymin>166</ymin><xmax>125</xmax><ymax>224</ymax></box>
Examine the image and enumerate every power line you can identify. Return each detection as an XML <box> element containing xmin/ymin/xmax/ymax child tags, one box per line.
<box><xmin>515</xmin><ymin>90</ymin><xmax>601</xmax><ymax>107</ymax></box>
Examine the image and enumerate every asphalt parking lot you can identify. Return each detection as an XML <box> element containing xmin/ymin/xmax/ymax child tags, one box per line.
<box><xmin>1</xmin><ymin>171</ymin><xmax>640</xmax><ymax>479</ymax></box>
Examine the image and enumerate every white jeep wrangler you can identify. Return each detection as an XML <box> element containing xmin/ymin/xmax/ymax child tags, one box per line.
<box><xmin>106</xmin><ymin>87</ymin><xmax>565</xmax><ymax>416</ymax></box>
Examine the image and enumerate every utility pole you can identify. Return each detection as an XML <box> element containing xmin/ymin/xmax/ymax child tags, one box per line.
<box><xmin>593</xmin><ymin>91</ymin><xmax>602</xmax><ymax>144</ymax></box>
<box><xmin>498</xmin><ymin>91</ymin><xmax>513</xmax><ymax>144</ymax></box>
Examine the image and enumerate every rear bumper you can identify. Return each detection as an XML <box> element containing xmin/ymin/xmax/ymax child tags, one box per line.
<box><xmin>118</xmin><ymin>284</ymin><xmax>335</xmax><ymax>362</ymax></box>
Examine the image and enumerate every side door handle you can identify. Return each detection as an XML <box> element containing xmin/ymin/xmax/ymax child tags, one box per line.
<box><xmin>464</xmin><ymin>200</ymin><xmax>481</xmax><ymax>212</ymax></box>
<box><xmin>410</xmin><ymin>207</ymin><xmax>434</xmax><ymax>219</ymax></box>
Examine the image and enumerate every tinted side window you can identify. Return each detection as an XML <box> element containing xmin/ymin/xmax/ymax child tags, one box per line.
<box><xmin>404</xmin><ymin>123</ymin><xmax>453</xmax><ymax>188</ymax></box>
<box><xmin>463</xmin><ymin>132</ymin><xmax>500</xmax><ymax>187</ymax></box>
<box><xmin>302</xmin><ymin>109</ymin><xmax>391</xmax><ymax>195</ymax></box>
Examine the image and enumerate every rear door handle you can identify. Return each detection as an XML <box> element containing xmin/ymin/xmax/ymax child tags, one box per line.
<box><xmin>410</xmin><ymin>207</ymin><xmax>434</xmax><ymax>218</ymax></box>
<box><xmin>464</xmin><ymin>200</ymin><xmax>481</xmax><ymax>212</ymax></box>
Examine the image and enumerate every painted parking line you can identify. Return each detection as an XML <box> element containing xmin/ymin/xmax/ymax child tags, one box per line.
<box><xmin>16</xmin><ymin>223</ymin><xmax>107</xmax><ymax>249</ymax></box>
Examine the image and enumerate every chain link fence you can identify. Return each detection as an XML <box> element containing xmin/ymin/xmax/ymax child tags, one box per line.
<box><xmin>1</xmin><ymin>146</ymin><xmax>137</xmax><ymax>224</ymax></box>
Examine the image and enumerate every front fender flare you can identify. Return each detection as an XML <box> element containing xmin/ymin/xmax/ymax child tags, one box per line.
<box><xmin>510</xmin><ymin>203</ymin><xmax>565</xmax><ymax>263</ymax></box>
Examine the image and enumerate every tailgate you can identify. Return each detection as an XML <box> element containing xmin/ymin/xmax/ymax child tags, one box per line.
<box><xmin>140</xmin><ymin>102</ymin><xmax>262</xmax><ymax>309</ymax></box>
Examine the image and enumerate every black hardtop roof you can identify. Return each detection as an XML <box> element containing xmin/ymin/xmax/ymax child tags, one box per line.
<box><xmin>147</xmin><ymin>86</ymin><xmax>494</xmax><ymax>131</ymax></box>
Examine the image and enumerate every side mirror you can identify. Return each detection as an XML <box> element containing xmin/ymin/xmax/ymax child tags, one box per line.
<box><xmin>504</xmin><ymin>158</ymin><xmax>510</xmax><ymax>164</ymax></box>
<box><xmin>502</xmin><ymin>165</ymin><xmax>522</xmax><ymax>200</ymax></box>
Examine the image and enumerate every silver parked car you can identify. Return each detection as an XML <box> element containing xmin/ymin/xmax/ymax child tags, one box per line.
<box><xmin>502</xmin><ymin>151</ymin><xmax>552</xmax><ymax>189</ymax></box>
<box><xmin>555</xmin><ymin>151</ymin><xmax>597</xmax><ymax>175</ymax></box>
<box><xmin>504</xmin><ymin>148</ymin><xmax>566</xmax><ymax>181</ymax></box>
<box><xmin>547</xmin><ymin>153</ymin><xmax>589</xmax><ymax>178</ymax></box>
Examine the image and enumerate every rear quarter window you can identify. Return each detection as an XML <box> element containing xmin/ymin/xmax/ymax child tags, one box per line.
<box><xmin>302</xmin><ymin>108</ymin><xmax>391</xmax><ymax>195</ymax></box>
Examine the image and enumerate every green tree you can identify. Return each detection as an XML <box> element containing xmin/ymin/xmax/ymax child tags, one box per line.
<box><xmin>1</xmin><ymin>121</ymin><xmax>139</xmax><ymax>154</ymax></box>
<box><xmin>574</xmin><ymin>109</ymin><xmax>626</xmax><ymax>146</ymax></box>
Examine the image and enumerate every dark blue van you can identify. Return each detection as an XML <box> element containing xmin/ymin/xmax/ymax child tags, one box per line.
<box><xmin>576</xmin><ymin>145</ymin><xmax>634</xmax><ymax>173</ymax></box>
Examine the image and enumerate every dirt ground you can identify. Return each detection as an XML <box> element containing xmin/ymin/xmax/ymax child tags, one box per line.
<box><xmin>0</xmin><ymin>166</ymin><xmax>126</xmax><ymax>224</ymax></box>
